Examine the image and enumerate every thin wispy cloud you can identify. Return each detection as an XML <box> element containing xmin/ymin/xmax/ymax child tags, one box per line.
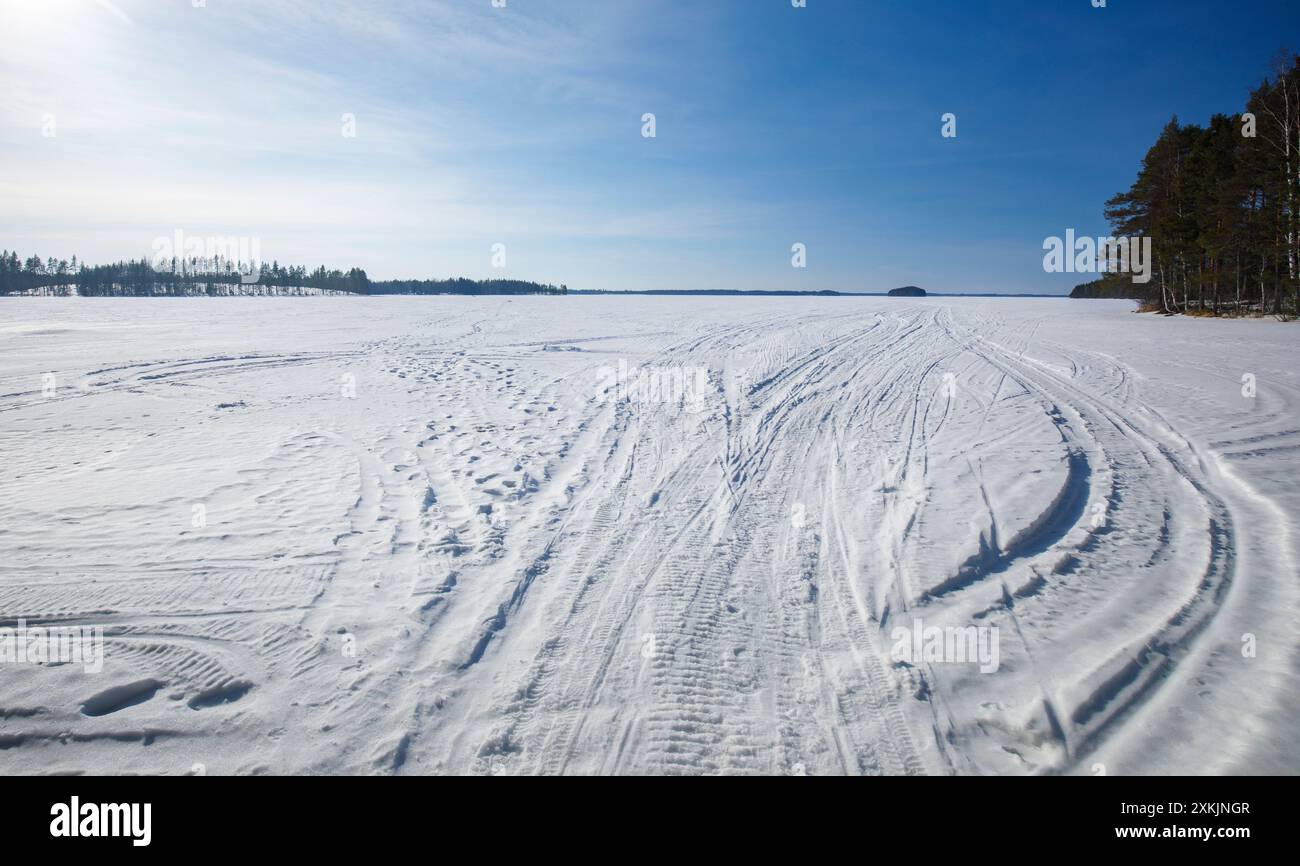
<box><xmin>93</xmin><ymin>0</ymin><xmax>134</xmax><ymax>27</ymax></box>
<box><xmin>2</xmin><ymin>0</ymin><xmax>1296</xmax><ymax>290</ymax></box>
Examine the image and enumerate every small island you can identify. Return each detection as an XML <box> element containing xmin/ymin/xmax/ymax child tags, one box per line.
<box><xmin>888</xmin><ymin>286</ymin><xmax>927</xmax><ymax>297</ymax></box>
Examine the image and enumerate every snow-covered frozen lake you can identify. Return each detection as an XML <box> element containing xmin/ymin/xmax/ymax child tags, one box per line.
<box><xmin>1</xmin><ymin>296</ymin><xmax>1297</xmax><ymax>775</ymax></box>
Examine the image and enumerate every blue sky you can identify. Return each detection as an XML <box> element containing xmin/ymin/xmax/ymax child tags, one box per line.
<box><xmin>1</xmin><ymin>0</ymin><xmax>1297</xmax><ymax>292</ymax></box>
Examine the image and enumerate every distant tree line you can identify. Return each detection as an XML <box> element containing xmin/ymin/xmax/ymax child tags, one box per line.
<box><xmin>0</xmin><ymin>250</ymin><xmax>566</xmax><ymax>297</ymax></box>
<box><xmin>1068</xmin><ymin>277</ymin><xmax>1143</xmax><ymax>300</ymax></box>
<box><xmin>1093</xmin><ymin>52</ymin><xmax>1300</xmax><ymax>316</ymax></box>
<box><xmin>368</xmin><ymin>277</ymin><xmax>567</xmax><ymax>295</ymax></box>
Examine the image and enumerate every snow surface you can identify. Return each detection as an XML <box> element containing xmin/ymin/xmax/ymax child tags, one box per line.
<box><xmin>1</xmin><ymin>296</ymin><xmax>1297</xmax><ymax>776</ymax></box>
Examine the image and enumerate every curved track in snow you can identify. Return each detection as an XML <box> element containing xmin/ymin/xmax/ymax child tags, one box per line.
<box><xmin>0</xmin><ymin>298</ymin><xmax>1295</xmax><ymax>775</ymax></box>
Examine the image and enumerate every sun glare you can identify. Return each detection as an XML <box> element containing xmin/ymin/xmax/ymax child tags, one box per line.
<box><xmin>0</xmin><ymin>0</ymin><xmax>114</xmax><ymax>34</ymax></box>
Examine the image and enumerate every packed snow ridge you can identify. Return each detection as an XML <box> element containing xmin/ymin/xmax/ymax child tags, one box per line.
<box><xmin>0</xmin><ymin>297</ymin><xmax>1296</xmax><ymax>775</ymax></box>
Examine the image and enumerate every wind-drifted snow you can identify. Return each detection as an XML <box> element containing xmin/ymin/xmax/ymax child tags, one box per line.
<box><xmin>0</xmin><ymin>297</ymin><xmax>1296</xmax><ymax>775</ymax></box>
